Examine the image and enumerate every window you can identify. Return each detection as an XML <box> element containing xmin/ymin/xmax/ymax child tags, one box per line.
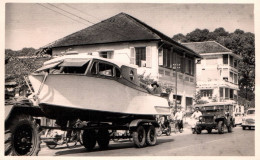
<box><xmin>98</xmin><ymin>63</ymin><xmax>114</xmax><ymax>77</ymax></box>
<box><xmin>223</xmin><ymin>54</ymin><xmax>228</xmax><ymax>64</ymax></box>
<box><xmin>60</xmin><ymin>59</ymin><xmax>90</xmax><ymax>74</ymax></box>
<box><xmin>229</xmin><ymin>55</ymin><xmax>234</xmax><ymax>67</ymax></box>
<box><xmin>229</xmin><ymin>72</ymin><xmax>233</xmax><ymax>83</ymax></box>
<box><xmin>234</xmin><ymin>74</ymin><xmax>238</xmax><ymax>84</ymax></box>
<box><xmin>115</xmin><ymin>67</ymin><xmax>121</xmax><ymax>78</ymax></box>
<box><xmin>173</xmin><ymin>95</ymin><xmax>182</xmax><ymax>104</ymax></box>
<box><xmin>200</xmin><ymin>90</ymin><xmax>213</xmax><ymax>97</ymax></box>
<box><xmin>219</xmin><ymin>87</ymin><xmax>223</xmax><ymax>98</ymax></box>
<box><xmin>186</xmin><ymin>97</ymin><xmax>193</xmax><ymax>106</ymax></box>
<box><xmin>185</xmin><ymin>58</ymin><xmax>194</xmax><ymax>76</ymax></box>
<box><xmin>99</xmin><ymin>51</ymin><xmax>113</xmax><ymax>59</ymax></box>
<box><xmin>230</xmin><ymin>89</ymin><xmax>234</xmax><ymax>99</ymax></box>
<box><xmin>91</xmin><ymin>62</ymin><xmax>97</xmax><ymax>74</ymax></box>
<box><xmin>135</xmin><ymin>47</ymin><xmax>146</xmax><ymax>67</ymax></box>
<box><xmin>225</xmin><ymin>88</ymin><xmax>229</xmax><ymax>99</ymax></box>
<box><xmin>234</xmin><ymin>60</ymin><xmax>238</xmax><ymax>68</ymax></box>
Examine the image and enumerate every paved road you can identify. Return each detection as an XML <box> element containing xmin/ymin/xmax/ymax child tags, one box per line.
<box><xmin>39</xmin><ymin>127</ymin><xmax>254</xmax><ymax>156</ymax></box>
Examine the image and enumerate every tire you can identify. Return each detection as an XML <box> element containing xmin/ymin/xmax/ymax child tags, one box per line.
<box><xmin>195</xmin><ymin>126</ymin><xmax>201</xmax><ymax>134</ymax></box>
<box><xmin>79</xmin><ymin>130</ymin><xmax>83</xmax><ymax>145</ymax></box>
<box><xmin>207</xmin><ymin>129</ymin><xmax>212</xmax><ymax>134</ymax></box>
<box><xmin>192</xmin><ymin>128</ymin><xmax>196</xmax><ymax>134</ymax></box>
<box><xmin>228</xmin><ymin>125</ymin><xmax>233</xmax><ymax>133</ymax></box>
<box><xmin>47</xmin><ymin>144</ymin><xmax>57</xmax><ymax>149</ymax></box>
<box><xmin>157</xmin><ymin>127</ymin><xmax>162</xmax><ymax>137</ymax></box>
<box><xmin>97</xmin><ymin>129</ymin><xmax>110</xmax><ymax>150</ymax></box>
<box><xmin>249</xmin><ymin>127</ymin><xmax>251</xmax><ymax>130</ymax></box>
<box><xmin>5</xmin><ymin>114</ymin><xmax>41</xmax><ymax>156</ymax></box>
<box><xmin>218</xmin><ymin>121</ymin><xmax>224</xmax><ymax>134</ymax></box>
<box><xmin>132</xmin><ymin>125</ymin><xmax>146</xmax><ymax>148</ymax></box>
<box><xmin>196</xmin><ymin>129</ymin><xmax>201</xmax><ymax>134</ymax></box>
<box><xmin>66</xmin><ymin>130</ymin><xmax>78</xmax><ymax>148</ymax></box>
<box><xmin>82</xmin><ymin>129</ymin><xmax>96</xmax><ymax>151</ymax></box>
<box><xmin>242</xmin><ymin>126</ymin><xmax>246</xmax><ymax>130</ymax></box>
<box><xmin>166</xmin><ymin>126</ymin><xmax>171</xmax><ymax>136</ymax></box>
<box><xmin>146</xmin><ymin>126</ymin><xmax>157</xmax><ymax>146</ymax></box>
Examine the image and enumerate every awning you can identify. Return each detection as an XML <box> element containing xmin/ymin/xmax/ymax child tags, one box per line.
<box><xmin>35</xmin><ymin>61</ymin><xmax>63</xmax><ymax>72</ymax></box>
<box><xmin>59</xmin><ymin>59</ymin><xmax>90</xmax><ymax>67</ymax></box>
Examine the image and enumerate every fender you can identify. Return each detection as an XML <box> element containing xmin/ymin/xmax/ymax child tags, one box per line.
<box><xmin>5</xmin><ymin>102</ymin><xmax>45</xmax><ymax>124</ymax></box>
<box><xmin>129</xmin><ymin>119</ymin><xmax>159</xmax><ymax>131</ymax></box>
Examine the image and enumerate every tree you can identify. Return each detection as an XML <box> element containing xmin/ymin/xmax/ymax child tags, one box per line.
<box><xmin>173</xmin><ymin>28</ymin><xmax>255</xmax><ymax>106</ymax></box>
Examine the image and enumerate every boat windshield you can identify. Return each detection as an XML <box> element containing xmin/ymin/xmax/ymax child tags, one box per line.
<box><xmin>247</xmin><ymin>110</ymin><xmax>255</xmax><ymax>115</ymax></box>
<box><xmin>35</xmin><ymin>58</ymin><xmax>90</xmax><ymax>74</ymax></box>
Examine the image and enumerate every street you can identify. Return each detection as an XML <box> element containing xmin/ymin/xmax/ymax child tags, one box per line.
<box><xmin>39</xmin><ymin>127</ymin><xmax>254</xmax><ymax>156</ymax></box>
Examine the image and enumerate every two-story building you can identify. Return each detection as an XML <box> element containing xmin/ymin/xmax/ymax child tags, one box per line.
<box><xmin>182</xmin><ymin>41</ymin><xmax>243</xmax><ymax>113</ymax></box>
<box><xmin>42</xmin><ymin>12</ymin><xmax>201</xmax><ymax>111</ymax></box>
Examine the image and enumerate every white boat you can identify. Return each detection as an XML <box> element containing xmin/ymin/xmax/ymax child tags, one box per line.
<box><xmin>28</xmin><ymin>54</ymin><xmax>170</xmax><ymax>121</ymax></box>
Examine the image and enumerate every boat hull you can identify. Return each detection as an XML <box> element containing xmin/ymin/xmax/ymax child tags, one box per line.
<box><xmin>29</xmin><ymin>74</ymin><xmax>170</xmax><ymax>120</ymax></box>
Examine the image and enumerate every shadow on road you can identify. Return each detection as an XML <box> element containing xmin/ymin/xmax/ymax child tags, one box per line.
<box><xmin>54</xmin><ymin>138</ymin><xmax>174</xmax><ymax>156</ymax></box>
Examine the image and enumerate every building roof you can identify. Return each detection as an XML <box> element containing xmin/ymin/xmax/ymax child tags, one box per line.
<box><xmin>181</xmin><ymin>41</ymin><xmax>231</xmax><ymax>54</ymax></box>
<box><xmin>44</xmin><ymin>12</ymin><xmax>201</xmax><ymax>58</ymax></box>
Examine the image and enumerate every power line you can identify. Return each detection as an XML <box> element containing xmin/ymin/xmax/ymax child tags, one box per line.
<box><xmin>37</xmin><ymin>3</ymin><xmax>89</xmax><ymax>26</ymax></box>
<box><xmin>62</xmin><ymin>3</ymin><xmax>101</xmax><ymax>22</ymax></box>
<box><xmin>48</xmin><ymin>3</ymin><xmax>95</xmax><ymax>25</ymax></box>
<box><xmin>47</xmin><ymin>3</ymin><xmax>131</xmax><ymax>39</ymax></box>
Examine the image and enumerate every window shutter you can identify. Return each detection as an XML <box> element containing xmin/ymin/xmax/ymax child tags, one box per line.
<box><xmin>158</xmin><ymin>49</ymin><xmax>163</xmax><ymax>66</ymax></box>
<box><xmin>146</xmin><ymin>46</ymin><xmax>152</xmax><ymax>68</ymax></box>
<box><xmin>130</xmin><ymin>47</ymin><xmax>135</xmax><ymax>64</ymax></box>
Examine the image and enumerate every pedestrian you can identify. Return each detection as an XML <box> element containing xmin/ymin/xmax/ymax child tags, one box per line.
<box><xmin>150</xmin><ymin>81</ymin><xmax>162</xmax><ymax>95</ymax></box>
<box><xmin>174</xmin><ymin>107</ymin><xmax>184</xmax><ymax>133</ymax></box>
<box><xmin>191</xmin><ymin>107</ymin><xmax>202</xmax><ymax>133</ymax></box>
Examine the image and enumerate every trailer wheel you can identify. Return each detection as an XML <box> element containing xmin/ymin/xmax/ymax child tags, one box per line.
<box><xmin>132</xmin><ymin>125</ymin><xmax>146</xmax><ymax>148</ymax></box>
<box><xmin>97</xmin><ymin>129</ymin><xmax>110</xmax><ymax>150</ymax></box>
<box><xmin>82</xmin><ymin>129</ymin><xmax>96</xmax><ymax>151</ymax></box>
<box><xmin>146</xmin><ymin>126</ymin><xmax>157</xmax><ymax>146</ymax></box>
<box><xmin>218</xmin><ymin>121</ymin><xmax>224</xmax><ymax>134</ymax></box>
<box><xmin>5</xmin><ymin>114</ymin><xmax>41</xmax><ymax>156</ymax></box>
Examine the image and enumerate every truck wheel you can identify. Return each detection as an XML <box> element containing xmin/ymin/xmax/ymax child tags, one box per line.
<box><xmin>82</xmin><ymin>129</ymin><xmax>96</xmax><ymax>151</ymax></box>
<box><xmin>97</xmin><ymin>129</ymin><xmax>110</xmax><ymax>150</ymax></box>
<box><xmin>195</xmin><ymin>126</ymin><xmax>201</xmax><ymax>134</ymax></box>
<box><xmin>47</xmin><ymin>144</ymin><xmax>57</xmax><ymax>149</ymax></box>
<box><xmin>146</xmin><ymin>126</ymin><xmax>157</xmax><ymax>146</ymax></box>
<box><xmin>157</xmin><ymin>127</ymin><xmax>162</xmax><ymax>137</ymax></box>
<box><xmin>166</xmin><ymin>126</ymin><xmax>171</xmax><ymax>136</ymax></box>
<box><xmin>132</xmin><ymin>125</ymin><xmax>146</xmax><ymax>148</ymax></box>
<box><xmin>218</xmin><ymin>121</ymin><xmax>224</xmax><ymax>134</ymax></box>
<box><xmin>227</xmin><ymin>125</ymin><xmax>233</xmax><ymax>133</ymax></box>
<box><xmin>5</xmin><ymin>114</ymin><xmax>41</xmax><ymax>156</ymax></box>
<box><xmin>207</xmin><ymin>129</ymin><xmax>212</xmax><ymax>134</ymax></box>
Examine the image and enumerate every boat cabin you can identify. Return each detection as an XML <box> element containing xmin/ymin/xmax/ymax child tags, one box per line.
<box><xmin>34</xmin><ymin>54</ymin><xmax>141</xmax><ymax>89</ymax></box>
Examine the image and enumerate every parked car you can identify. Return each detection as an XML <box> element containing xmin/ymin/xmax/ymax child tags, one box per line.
<box><xmin>234</xmin><ymin>113</ymin><xmax>243</xmax><ymax>127</ymax></box>
<box><xmin>241</xmin><ymin>108</ymin><xmax>255</xmax><ymax>130</ymax></box>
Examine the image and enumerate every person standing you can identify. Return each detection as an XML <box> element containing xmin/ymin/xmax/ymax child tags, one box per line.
<box><xmin>191</xmin><ymin>107</ymin><xmax>202</xmax><ymax>133</ymax></box>
<box><xmin>174</xmin><ymin>107</ymin><xmax>184</xmax><ymax>133</ymax></box>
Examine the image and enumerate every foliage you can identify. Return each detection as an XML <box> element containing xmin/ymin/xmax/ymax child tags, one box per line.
<box><xmin>173</xmin><ymin>28</ymin><xmax>255</xmax><ymax>105</ymax></box>
<box><xmin>5</xmin><ymin>48</ymin><xmax>51</xmax><ymax>94</ymax></box>
<box><xmin>193</xmin><ymin>91</ymin><xmax>208</xmax><ymax>105</ymax></box>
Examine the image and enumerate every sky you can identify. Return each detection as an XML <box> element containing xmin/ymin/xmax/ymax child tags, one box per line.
<box><xmin>5</xmin><ymin>3</ymin><xmax>254</xmax><ymax>50</ymax></box>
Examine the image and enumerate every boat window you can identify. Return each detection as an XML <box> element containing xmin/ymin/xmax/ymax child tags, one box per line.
<box><xmin>115</xmin><ymin>67</ymin><xmax>121</xmax><ymax>78</ymax></box>
<box><xmin>60</xmin><ymin>61</ymin><xmax>90</xmax><ymax>74</ymax></box>
<box><xmin>35</xmin><ymin>61</ymin><xmax>62</xmax><ymax>73</ymax></box>
<box><xmin>98</xmin><ymin>62</ymin><xmax>113</xmax><ymax>77</ymax></box>
<box><xmin>91</xmin><ymin>62</ymin><xmax>97</xmax><ymax>75</ymax></box>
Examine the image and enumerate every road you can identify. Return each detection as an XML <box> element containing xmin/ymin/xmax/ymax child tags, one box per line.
<box><xmin>38</xmin><ymin>127</ymin><xmax>254</xmax><ymax>156</ymax></box>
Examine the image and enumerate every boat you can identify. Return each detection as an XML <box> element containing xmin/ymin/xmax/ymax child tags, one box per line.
<box><xmin>28</xmin><ymin>54</ymin><xmax>170</xmax><ymax>122</ymax></box>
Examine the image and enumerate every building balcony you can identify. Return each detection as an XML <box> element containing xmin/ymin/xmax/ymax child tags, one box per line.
<box><xmin>197</xmin><ymin>79</ymin><xmax>239</xmax><ymax>90</ymax></box>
